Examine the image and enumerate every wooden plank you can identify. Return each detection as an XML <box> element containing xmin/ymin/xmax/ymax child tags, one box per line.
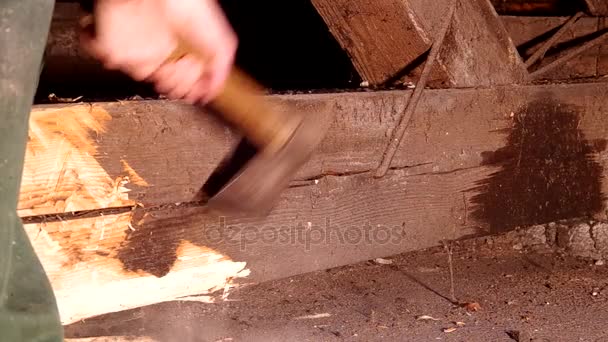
<box><xmin>490</xmin><ymin>0</ymin><xmax>582</xmax><ymax>16</ymax></box>
<box><xmin>309</xmin><ymin>0</ymin><xmax>527</xmax><ymax>87</ymax></box>
<box><xmin>66</xmin><ymin>338</ymin><xmax>156</xmax><ymax>342</ymax></box>
<box><xmin>308</xmin><ymin>0</ymin><xmax>444</xmax><ymax>86</ymax></box>
<box><xmin>501</xmin><ymin>15</ymin><xmax>607</xmax><ymax>79</ymax></box>
<box><xmin>25</xmin><ymin>211</ymin><xmax>250</xmax><ymax>325</ymax></box>
<box><xmin>27</xmin><ymin>167</ymin><xmax>483</xmax><ymax>324</ymax></box>
<box><xmin>22</xmin><ymin>81</ymin><xmax>608</xmax><ymax>324</ymax></box>
<box><xmin>408</xmin><ymin>0</ymin><xmax>528</xmax><ymax>87</ymax></box>
<box><xmin>600</xmin><ymin>17</ymin><xmax>608</xmax><ymax>75</ymax></box>
<box><xmin>584</xmin><ymin>0</ymin><xmax>608</xmax><ymax>16</ymax></box>
<box><xmin>20</xmin><ymin>82</ymin><xmax>608</xmax><ymax>217</ymax></box>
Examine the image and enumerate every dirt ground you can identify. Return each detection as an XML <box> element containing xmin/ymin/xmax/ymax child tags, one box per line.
<box><xmin>65</xmin><ymin>231</ymin><xmax>608</xmax><ymax>342</ymax></box>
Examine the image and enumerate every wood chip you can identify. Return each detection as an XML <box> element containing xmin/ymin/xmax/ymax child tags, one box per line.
<box><xmin>48</xmin><ymin>93</ymin><xmax>83</xmax><ymax>103</ymax></box>
<box><xmin>443</xmin><ymin>327</ymin><xmax>457</xmax><ymax>333</ymax></box>
<box><xmin>416</xmin><ymin>315</ymin><xmax>440</xmax><ymax>321</ymax></box>
<box><xmin>455</xmin><ymin>321</ymin><xmax>466</xmax><ymax>327</ymax></box>
<box><xmin>462</xmin><ymin>302</ymin><xmax>481</xmax><ymax>312</ymax></box>
<box><xmin>374</xmin><ymin>258</ymin><xmax>393</xmax><ymax>265</ymax></box>
<box><xmin>294</xmin><ymin>313</ymin><xmax>331</xmax><ymax>320</ymax></box>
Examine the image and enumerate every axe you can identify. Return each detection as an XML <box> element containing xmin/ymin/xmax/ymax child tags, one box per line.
<box><xmin>81</xmin><ymin>17</ymin><xmax>328</xmax><ymax>215</ymax></box>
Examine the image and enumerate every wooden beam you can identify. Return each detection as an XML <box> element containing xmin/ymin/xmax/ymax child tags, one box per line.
<box><xmin>584</xmin><ymin>0</ymin><xmax>608</xmax><ymax>16</ymax></box>
<box><xmin>599</xmin><ymin>18</ymin><xmax>608</xmax><ymax>75</ymax></box>
<box><xmin>501</xmin><ymin>15</ymin><xmax>608</xmax><ymax>79</ymax></box>
<box><xmin>43</xmin><ymin>4</ymin><xmax>608</xmax><ymax>86</ymax></box>
<box><xmin>26</xmin><ymin>167</ymin><xmax>481</xmax><ymax>325</ymax></box>
<box><xmin>20</xmin><ymin>83</ymin><xmax>608</xmax><ymax>217</ymax></box>
<box><xmin>21</xmin><ymin>82</ymin><xmax>608</xmax><ymax>217</ymax></box>
<box><xmin>310</xmin><ymin>0</ymin><xmax>527</xmax><ymax>87</ymax></box>
<box><xmin>308</xmin><ymin>0</ymin><xmax>443</xmax><ymax>86</ymax></box>
<box><xmin>21</xmin><ymin>81</ymin><xmax>608</xmax><ymax>324</ymax></box>
<box><xmin>490</xmin><ymin>0</ymin><xmax>583</xmax><ymax>16</ymax></box>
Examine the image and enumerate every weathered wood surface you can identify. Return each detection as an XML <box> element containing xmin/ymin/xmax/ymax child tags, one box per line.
<box><xmin>502</xmin><ymin>15</ymin><xmax>608</xmax><ymax>79</ymax></box>
<box><xmin>22</xmin><ymin>81</ymin><xmax>608</xmax><ymax>324</ymax></box>
<box><xmin>600</xmin><ymin>17</ymin><xmax>608</xmax><ymax>75</ymax></box>
<box><xmin>409</xmin><ymin>0</ymin><xmax>528</xmax><ymax>87</ymax></box>
<box><xmin>26</xmin><ymin>167</ymin><xmax>480</xmax><ymax>324</ymax></box>
<box><xmin>20</xmin><ymin>83</ymin><xmax>608</xmax><ymax>217</ymax></box>
<box><xmin>584</xmin><ymin>0</ymin><xmax>608</xmax><ymax>16</ymax></box>
<box><xmin>310</xmin><ymin>0</ymin><xmax>527</xmax><ymax>87</ymax></box>
<box><xmin>25</xmin><ymin>211</ymin><xmax>250</xmax><ymax>324</ymax></box>
<box><xmin>308</xmin><ymin>0</ymin><xmax>444</xmax><ymax>86</ymax></box>
<box><xmin>46</xmin><ymin>4</ymin><xmax>608</xmax><ymax>86</ymax></box>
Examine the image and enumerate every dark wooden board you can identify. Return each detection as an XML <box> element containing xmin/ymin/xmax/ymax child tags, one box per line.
<box><xmin>310</xmin><ymin>0</ymin><xmax>527</xmax><ymax>87</ymax></box>
<box><xmin>599</xmin><ymin>17</ymin><xmax>608</xmax><ymax>75</ymax></box>
<box><xmin>584</xmin><ymin>0</ymin><xmax>608</xmax><ymax>16</ymax></box>
<box><xmin>501</xmin><ymin>15</ymin><xmax>608</xmax><ymax>79</ymax></box>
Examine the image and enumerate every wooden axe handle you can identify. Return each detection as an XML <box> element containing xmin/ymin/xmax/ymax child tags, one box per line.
<box><xmin>164</xmin><ymin>44</ymin><xmax>299</xmax><ymax>151</ymax></box>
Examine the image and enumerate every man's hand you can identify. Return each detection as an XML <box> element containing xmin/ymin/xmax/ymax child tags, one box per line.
<box><xmin>80</xmin><ymin>0</ymin><xmax>237</xmax><ymax>104</ymax></box>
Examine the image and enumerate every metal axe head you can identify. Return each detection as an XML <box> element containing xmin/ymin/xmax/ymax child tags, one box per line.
<box><xmin>201</xmin><ymin>110</ymin><xmax>327</xmax><ymax>216</ymax></box>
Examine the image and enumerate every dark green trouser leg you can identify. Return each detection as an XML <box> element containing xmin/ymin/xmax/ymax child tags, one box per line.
<box><xmin>0</xmin><ymin>1</ymin><xmax>63</xmax><ymax>341</ymax></box>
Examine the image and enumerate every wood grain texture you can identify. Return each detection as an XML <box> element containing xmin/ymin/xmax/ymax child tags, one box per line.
<box><xmin>502</xmin><ymin>15</ymin><xmax>608</xmax><ymax>79</ymax></box>
<box><xmin>66</xmin><ymin>337</ymin><xmax>156</xmax><ymax>342</ymax></box>
<box><xmin>310</xmin><ymin>0</ymin><xmax>527</xmax><ymax>87</ymax></box>
<box><xmin>25</xmin><ymin>211</ymin><xmax>249</xmax><ymax>324</ymax></box>
<box><xmin>292</xmin><ymin>0</ymin><xmax>441</xmax><ymax>86</ymax></box>
<box><xmin>19</xmin><ymin>82</ymin><xmax>608</xmax><ymax>217</ymax></box>
<box><xmin>584</xmin><ymin>0</ymin><xmax>608</xmax><ymax>16</ymax></box>
<box><xmin>26</xmin><ymin>167</ymin><xmax>483</xmax><ymax>324</ymax></box>
<box><xmin>598</xmin><ymin>17</ymin><xmax>608</xmax><ymax>76</ymax></box>
<box><xmin>22</xmin><ymin>82</ymin><xmax>608</xmax><ymax>323</ymax></box>
<box><xmin>409</xmin><ymin>0</ymin><xmax>528</xmax><ymax>87</ymax></box>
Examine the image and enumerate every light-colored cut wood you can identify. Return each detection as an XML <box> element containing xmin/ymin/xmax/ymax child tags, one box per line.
<box><xmin>20</xmin><ymin>105</ymin><xmax>136</xmax><ymax>216</ymax></box>
<box><xmin>25</xmin><ymin>212</ymin><xmax>249</xmax><ymax>325</ymax></box>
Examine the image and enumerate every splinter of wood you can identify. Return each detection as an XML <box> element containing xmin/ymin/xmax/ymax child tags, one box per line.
<box><xmin>524</xmin><ymin>12</ymin><xmax>583</xmax><ymax>68</ymax></box>
<box><xmin>530</xmin><ymin>30</ymin><xmax>608</xmax><ymax>80</ymax></box>
<box><xmin>374</xmin><ymin>0</ymin><xmax>457</xmax><ymax>178</ymax></box>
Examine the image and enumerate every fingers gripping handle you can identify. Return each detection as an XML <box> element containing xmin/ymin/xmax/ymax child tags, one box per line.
<box><xmin>81</xmin><ymin>14</ymin><xmax>299</xmax><ymax>152</ymax></box>
<box><xmin>162</xmin><ymin>41</ymin><xmax>301</xmax><ymax>152</ymax></box>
